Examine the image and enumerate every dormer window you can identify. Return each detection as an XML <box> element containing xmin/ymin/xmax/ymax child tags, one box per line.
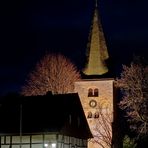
<box><xmin>88</xmin><ymin>88</ymin><xmax>99</xmax><ymax>97</ymax></box>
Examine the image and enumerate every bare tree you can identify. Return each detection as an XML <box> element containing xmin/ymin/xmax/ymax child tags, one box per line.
<box><xmin>91</xmin><ymin>104</ymin><xmax>113</xmax><ymax>148</ymax></box>
<box><xmin>116</xmin><ymin>62</ymin><xmax>148</xmax><ymax>136</ymax></box>
<box><xmin>21</xmin><ymin>53</ymin><xmax>81</xmax><ymax>96</ymax></box>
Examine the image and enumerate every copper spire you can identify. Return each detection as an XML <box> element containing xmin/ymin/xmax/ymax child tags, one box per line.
<box><xmin>83</xmin><ymin>0</ymin><xmax>109</xmax><ymax>75</ymax></box>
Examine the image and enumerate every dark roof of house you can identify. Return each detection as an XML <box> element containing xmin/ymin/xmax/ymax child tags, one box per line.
<box><xmin>0</xmin><ymin>92</ymin><xmax>92</xmax><ymax>139</ymax></box>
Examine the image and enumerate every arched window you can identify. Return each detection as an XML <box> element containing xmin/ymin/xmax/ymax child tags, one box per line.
<box><xmin>88</xmin><ymin>88</ymin><xmax>93</xmax><ymax>97</ymax></box>
<box><xmin>94</xmin><ymin>112</ymin><xmax>99</xmax><ymax>118</ymax></box>
<box><xmin>94</xmin><ymin>88</ymin><xmax>99</xmax><ymax>97</ymax></box>
<box><xmin>87</xmin><ymin>112</ymin><xmax>92</xmax><ymax>118</ymax></box>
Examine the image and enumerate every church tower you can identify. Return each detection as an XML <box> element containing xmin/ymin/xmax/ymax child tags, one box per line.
<box><xmin>75</xmin><ymin>1</ymin><xmax>116</xmax><ymax>148</ymax></box>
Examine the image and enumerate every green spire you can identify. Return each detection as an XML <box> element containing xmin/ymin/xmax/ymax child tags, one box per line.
<box><xmin>83</xmin><ymin>1</ymin><xmax>109</xmax><ymax>75</ymax></box>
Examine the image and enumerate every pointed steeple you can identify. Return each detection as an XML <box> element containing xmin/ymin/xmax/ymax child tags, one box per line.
<box><xmin>83</xmin><ymin>0</ymin><xmax>109</xmax><ymax>76</ymax></box>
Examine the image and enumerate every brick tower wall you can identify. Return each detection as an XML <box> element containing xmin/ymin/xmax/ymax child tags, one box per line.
<box><xmin>75</xmin><ymin>79</ymin><xmax>114</xmax><ymax>148</ymax></box>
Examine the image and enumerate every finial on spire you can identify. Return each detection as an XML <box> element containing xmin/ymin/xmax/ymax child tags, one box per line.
<box><xmin>95</xmin><ymin>0</ymin><xmax>98</xmax><ymax>8</ymax></box>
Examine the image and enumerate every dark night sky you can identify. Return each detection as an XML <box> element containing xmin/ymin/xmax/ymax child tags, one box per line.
<box><xmin>0</xmin><ymin>0</ymin><xmax>148</xmax><ymax>96</ymax></box>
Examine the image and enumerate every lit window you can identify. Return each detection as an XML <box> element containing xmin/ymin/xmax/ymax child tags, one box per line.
<box><xmin>51</xmin><ymin>143</ymin><xmax>56</xmax><ymax>148</ymax></box>
<box><xmin>44</xmin><ymin>143</ymin><xmax>48</xmax><ymax>147</ymax></box>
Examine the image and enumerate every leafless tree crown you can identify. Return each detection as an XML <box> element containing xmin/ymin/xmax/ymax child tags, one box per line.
<box><xmin>21</xmin><ymin>53</ymin><xmax>81</xmax><ymax>96</ymax></box>
<box><xmin>91</xmin><ymin>104</ymin><xmax>112</xmax><ymax>148</ymax></box>
<box><xmin>116</xmin><ymin>62</ymin><xmax>148</xmax><ymax>135</ymax></box>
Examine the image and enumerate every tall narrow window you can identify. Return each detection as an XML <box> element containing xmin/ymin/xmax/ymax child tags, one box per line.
<box><xmin>94</xmin><ymin>88</ymin><xmax>99</xmax><ymax>97</ymax></box>
<box><xmin>88</xmin><ymin>88</ymin><xmax>93</xmax><ymax>97</ymax></box>
<box><xmin>87</xmin><ymin>112</ymin><xmax>92</xmax><ymax>118</ymax></box>
<box><xmin>94</xmin><ymin>112</ymin><xmax>99</xmax><ymax>118</ymax></box>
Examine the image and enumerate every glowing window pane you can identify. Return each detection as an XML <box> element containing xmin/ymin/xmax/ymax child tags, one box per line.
<box><xmin>51</xmin><ymin>143</ymin><xmax>56</xmax><ymax>148</ymax></box>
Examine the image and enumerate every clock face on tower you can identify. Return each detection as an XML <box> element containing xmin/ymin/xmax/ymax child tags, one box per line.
<box><xmin>89</xmin><ymin>100</ymin><xmax>97</xmax><ymax>108</ymax></box>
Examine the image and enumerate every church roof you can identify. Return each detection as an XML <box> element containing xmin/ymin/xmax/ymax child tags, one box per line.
<box><xmin>0</xmin><ymin>93</ymin><xmax>92</xmax><ymax>139</ymax></box>
<box><xmin>83</xmin><ymin>1</ymin><xmax>109</xmax><ymax>76</ymax></box>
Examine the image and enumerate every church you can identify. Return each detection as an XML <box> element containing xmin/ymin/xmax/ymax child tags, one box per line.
<box><xmin>74</xmin><ymin>0</ymin><xmax>121</xmax><ymax>148</ymax></box>
<box><xmin>0</xmin><ymin>0</ymin><xmax>122</xmax><ymax>148</ymax></box>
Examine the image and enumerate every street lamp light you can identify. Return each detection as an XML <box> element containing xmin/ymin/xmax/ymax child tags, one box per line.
<box><xmin>44</xmin><ymin>143</ymin><xmax>56</xmax><ymax>148</ymax></box>
<box><xmin>44</xmin><ymin>143</ymin><xmax>48</xmax><ymax>147</ymax></box>
<box><xmin>51</xmin><ymin>143</ymin><xmax>56</xmax><ymax>148</ymax></box>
